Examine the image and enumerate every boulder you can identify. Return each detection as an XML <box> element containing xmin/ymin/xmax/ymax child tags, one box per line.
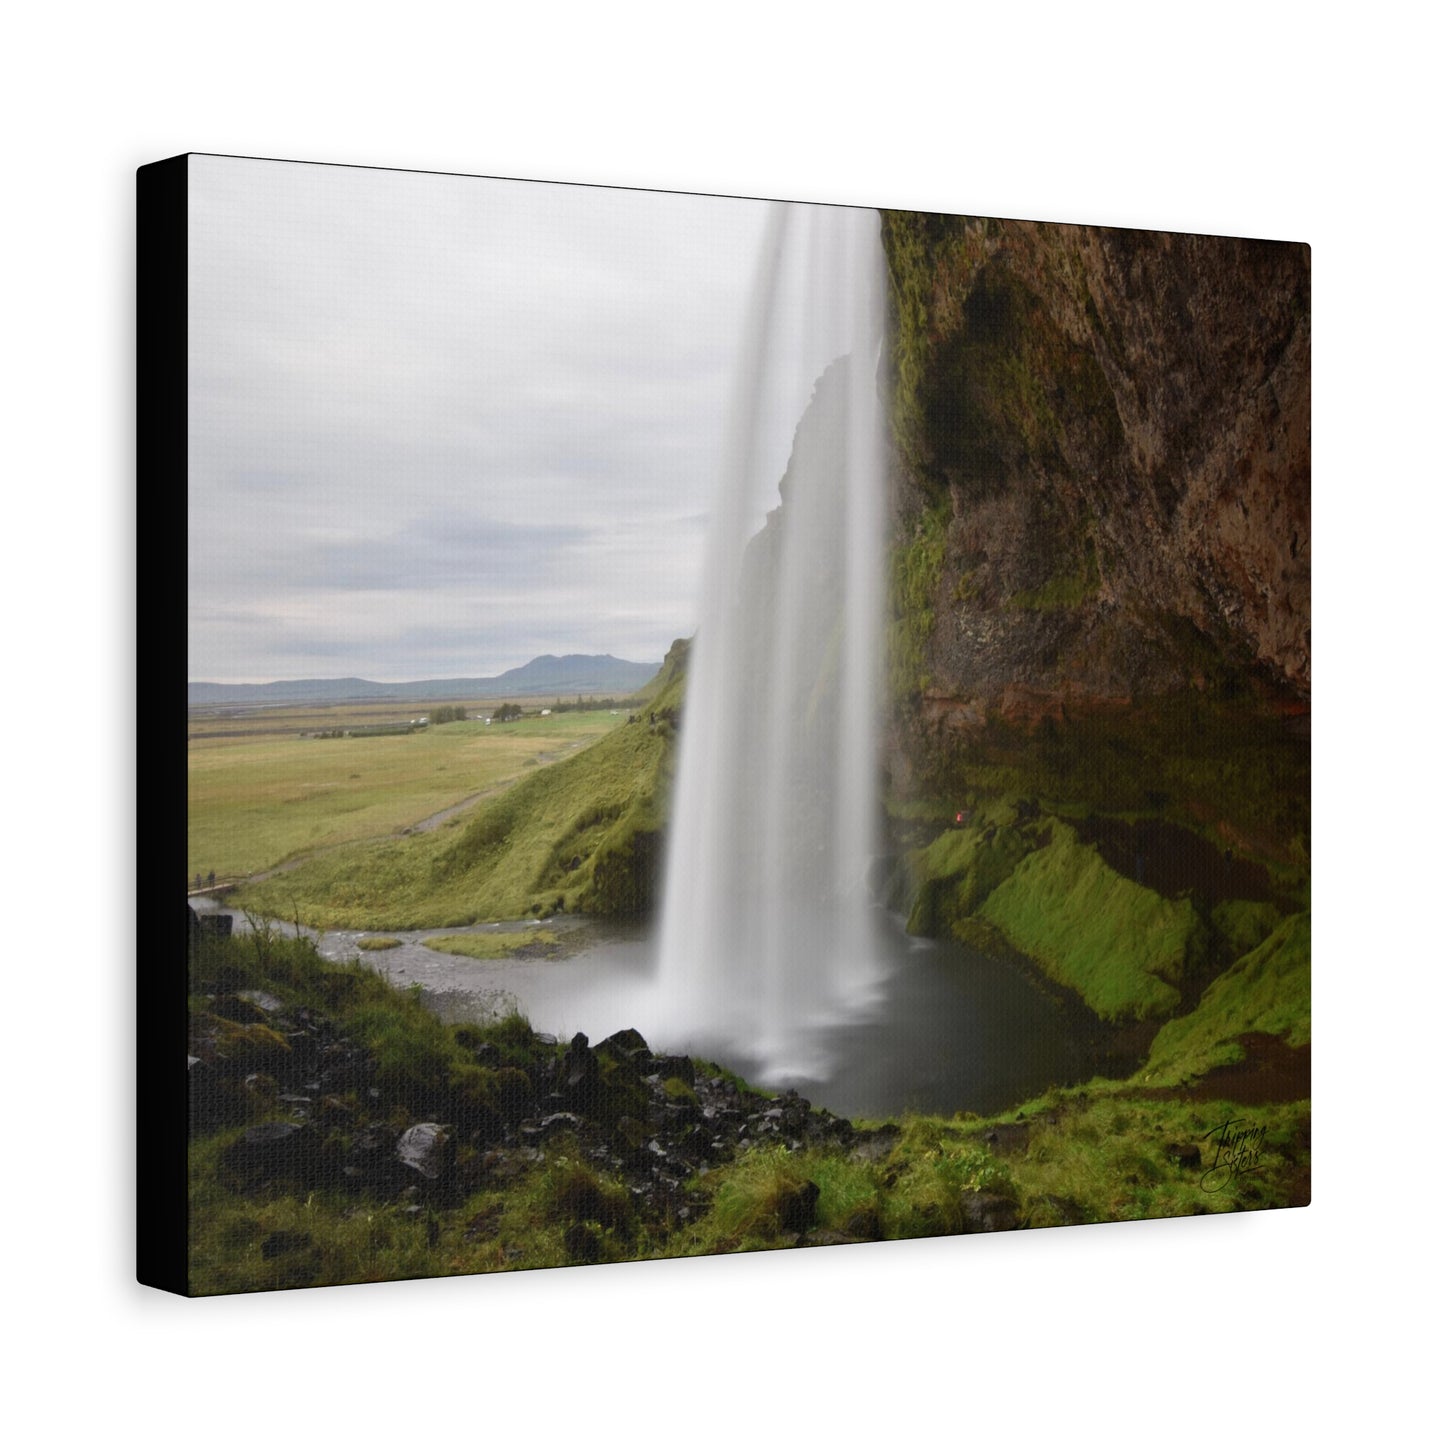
<box><xmin>959</xmin><ymin>1191</ymin><xmax>1021</xmax><ymax>1233</ymax></box>
<box><xmin>776</xmin><ymin>1179</ymin><xmax>821</xmax><ymax>1234</ymax></box>
<box><xmin>222</xmin><ymin>1122</ymin><xmax>313</xmax><ymax>1186</ymax></box>
<box><xmin>984</xmin><ymin>1123</ymin><xmax>1030</xmax><ymax>1155</ymax></box>
<box><xmin>396</xmin><ymin>1123</ymin><xmax>454</xmax><ymax>1181</ymax></box>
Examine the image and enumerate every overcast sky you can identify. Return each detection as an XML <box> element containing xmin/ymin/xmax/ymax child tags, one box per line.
<box><xmin>187</xmin><ymin>155</ymin><xmax>851</xmax><ymax>683</ymax></box>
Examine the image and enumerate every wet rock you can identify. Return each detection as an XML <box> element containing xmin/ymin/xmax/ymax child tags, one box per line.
<box><xmin>564</xmin><ymin>1223</ymin><xmax>601</xmax><ymax>1263</ymax></box>
<box><xmin>209</xmin><ymin>994</ymin><xmax>280</xmax><ymax>1026</ymax></box>
<box><xmin>519</xmin><ymin>1112</ymin><xmax>581</xmax><ymax>1142</ymax></box>
<box><xmin>222</xmin><ymin>1122</ymin><xmax>312</xmax><ymax>1185</ymax></box>
<box><xmin>777</xmin><ymin>1179</ymin><xmax>821</xmax><ymax>1233</ymax></box>
<box><xmin>959</xmin><ymin>1191</ymin><xmax>1021</xmax><ymax>1233</ymax></box>
<box><xmin>614</xmin><ymin>1116</ymin><xmax>651</xmax><ymax>1152</ymax></box>
<box><xmin>199</xmin><ymin>913</ymin><xmax>233</xmax><ymax>939</ymax></box>
<box><xmin>556</xmin><ymin>1033</ymin><xmax>601</xmax><ymax>1112</ymax></box>
<box><xmin>341</xmin><ymin>1122</ymin><xmax>403</xmax><ymax>1189</ymax></box>
<box><xmin>650</xmin><ymin>1055</ymin><xmax>696</xmax><ymax>1086</ymax></box>
<box><xmin>843</xmin><ymin>1204</ymin><xmax>884</xmax><ymax>1241</ymax></box>
<box><xmin>850</xmin><ymin>1125</ymin><xmax>900</xmax><ymax>1163</ymax></box>
<box><xmin>494</xmin><ymin>1067</ymin><xmax>534</xmax><ymax>1119</ymax></box>
<box><xmin>598</xmin><ymin>1028</ymin><xmax>651</xmax><ymax>1059</ymax></box>
<box><xmin>238</xmin><ymin>990</ymin><xmax>286</xmax><ymax>1014</ymax></box>
<box><xmin>984</xmin><ymin>1123</ymin><xmax>1030</xmax><ymax>1155</ymax></box>
<box><xmin>480</xmin><ymin>1149</ymin><xmax>528</xmax><ymax>1183</ymax></box>
<box><xmin>1038</xmin><ymin>1195</ymin><xmax>1089</xmax><ymax>1226</ymax></box>
<box><xmin>396</xmin><ymin>1123</ymin><xmax>454</xmax><ymax>1181</ymax></box>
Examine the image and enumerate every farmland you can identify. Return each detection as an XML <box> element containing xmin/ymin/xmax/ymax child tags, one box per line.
<box><xmin>187</xmin><ymin>703</ymin><xmax>627</xmax><ymax>881</ymax></box>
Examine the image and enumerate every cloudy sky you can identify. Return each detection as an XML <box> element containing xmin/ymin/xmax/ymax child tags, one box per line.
<box><xmin>187</xmin><ymin>155</ymin><xmax>853</xmax><ymax>683</ymax></box>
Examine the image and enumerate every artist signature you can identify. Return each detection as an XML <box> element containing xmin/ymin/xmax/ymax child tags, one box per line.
<box><xmin>1200</xmin><ymin>1118</ymin><xmax>1268</xmax><ymax>1193</ymax></box>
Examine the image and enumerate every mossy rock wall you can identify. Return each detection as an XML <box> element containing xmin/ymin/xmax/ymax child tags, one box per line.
<box><xmin>973</xmin><ymin>823</ymin><xmax>1198</xmax><ymax>1022</ymax></box>
<box><xmin>1144</xmin><ymin>912</ymin><xmax>1311</xmax><ymax>1083</ymax></box>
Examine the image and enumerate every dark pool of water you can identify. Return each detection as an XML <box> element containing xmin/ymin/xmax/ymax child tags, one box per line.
<box><xmin>194</xmin><ymin>897</ymin><xmax>1104</xmax><ymax>1118</ymax></box>
<box><xmin>314</xmin><ymin>913</ymin><xmax>1100</xmax><ymax>1119</ymax></box>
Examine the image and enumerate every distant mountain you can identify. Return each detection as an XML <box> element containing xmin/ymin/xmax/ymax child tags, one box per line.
<box><xmin>187</xmin><ymin>654</ymin><xmax>662</xmax><ymax>708</ymax></box>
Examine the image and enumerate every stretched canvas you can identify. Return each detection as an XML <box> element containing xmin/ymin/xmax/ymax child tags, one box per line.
<box><xmin>146</xmin><ymin>153</ymin><xmax>1310</xmax><ymax>1296</ymax></box>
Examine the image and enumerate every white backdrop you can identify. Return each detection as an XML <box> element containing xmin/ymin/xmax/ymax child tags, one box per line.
<box><xmin>4</xmin><ymin>3</ymin><xmax>1435</xmax><ymax>1438</ymax></box>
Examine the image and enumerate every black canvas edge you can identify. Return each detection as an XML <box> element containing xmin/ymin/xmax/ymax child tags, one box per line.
<box><xmin>138</xmin><ymin>152</ymin><xmax>191</xmax><ymax>1296</ymax></box>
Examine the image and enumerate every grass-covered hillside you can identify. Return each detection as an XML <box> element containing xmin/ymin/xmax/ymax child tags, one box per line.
<box><xmin>893</xmin><ymin>783</ymin><xmax>1308</xmax><ymax>1054</ymax></box>
<box><xmin>236</xmin><ymin>647</ymin><xmax>687</xmax><ymax>929</ymax></box>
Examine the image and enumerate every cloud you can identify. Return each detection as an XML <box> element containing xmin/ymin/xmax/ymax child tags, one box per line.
<box><xmin>186</xmin><ymin>156</ymin><xmax>865</xmax><ymax>683</ymax></box>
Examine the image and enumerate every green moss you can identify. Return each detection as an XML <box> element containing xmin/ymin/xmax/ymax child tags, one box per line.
<box><xmin>1144</xmin><ymin>913</ymin><xmax>1310</xmax><ymax>1084</ymax></box>
<box><xmin>1211</xmin><ymin>900</ymin><xmax>1286</xmax><ymax>961</ymax></box>
<box><xmin>1007</xmin><ymin>536</ymin><xmax>1100</xmax><ymax>611</ymax></box>
<box><xmin>204</xmin><ymin>1017</ymin><xmax>292</xmax><ymax>1069</ymax></box>
<box><xmin>347</xmin><ymin>992</ymin><xmax>475</xmax><ymax>1109</ymax></box>
<box><xmin>355</xmin><ymin>935</ymin><xmax>401</xmax><ymax>950</ymax></box>
<box><xmin>925</xmin><ymin>696</ymin><xmax>1310</xmax><ymax>881</ymax></box>
<box><xmin>422</xmin><ymin>929</ymin><xmax>557</xmax><ymax>960</ymax></box>
<box><xmin>977</xmin><ymin>823</ymin><xmax>1198</xmax><ymax>1021</ymax></box>
<box><xmin>889</xmin><ymin>504</ymin><xmax>948</xmax><ymax>700</ymax></box>
<box><xmin>904</xmin><ymin>823</ymin><xmax>1026</xmax><ymax>935</ymax></box>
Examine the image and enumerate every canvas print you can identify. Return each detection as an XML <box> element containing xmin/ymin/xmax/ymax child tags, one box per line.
<box><xmin>153</xmin><ymin>154</ymin><xmax>1309</xmax><ymax>1295</ymax></box>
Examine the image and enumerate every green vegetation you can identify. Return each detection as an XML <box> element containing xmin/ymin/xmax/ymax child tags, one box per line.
<box><xmin>902</xmin><ymin>809</ymin><xmax>1205</xmax><ymax>1022</ymax></box>
<box><xmin>188</xmin><ymin>707</ymin><xmax>623</xmax><ymax>879</ymax></box>
<box><xmin>235</xmin><ymin>669</ymin><xmax>683</xmax><ymax>929</ymax></box>
<box><xmin>1143</xmin><ymin>913</ymin><xmax>1310</xmax><ymax>1084</ymax></box>
<box><xmin>921</xmin><ymin>695</ymin><xmax>1310</xmax><ymax>878</ymax></box>
<box><xmin>1006</xmin><ymin>536</ymin><xmax>1100</xmax><ymax>610</ymax></box>
<box><xmin>355</xmin><ymin>935</ymin><xmax>401</xmax><ymax>951</ymax></box>
<box><xmin>422</xmin><ymin>929</ymin><xmax>558</xmax><ymax>960</ymax></box>
<box><xmin>904</xmin><ymin>816</ymin><xmax>1028</xmax><ymax>935</ymax></box>
<box><xmin>880</xmin><ymin>210</ymin><xmax>990</xmax><ymax>486</ymax></box>
<box><xmin>889</xmin><ymin>504</ymin><xmax>948</xmax><ymax>700</ymax></box>
<box><xmin>977</xmin><ymin>823</ymin><xmax>1197</xmax><ymax>1021</ymax></box>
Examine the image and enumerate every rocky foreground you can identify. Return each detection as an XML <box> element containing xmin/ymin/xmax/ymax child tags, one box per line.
<box><xmin>186</xmin><ymin>913</ymin><xmax>1306</xmax><ymax>1295</ymax></box>
<box><xmin>190</xmin><ymin>983</ymin><xmax>1019</xmax><ymax>1279</ymax></box>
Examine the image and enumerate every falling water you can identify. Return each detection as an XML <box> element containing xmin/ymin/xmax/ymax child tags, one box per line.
<box><xmin>656</xmin><ymin>203</ymin><xmax>888</xmax><ymax>1083</ymax></box>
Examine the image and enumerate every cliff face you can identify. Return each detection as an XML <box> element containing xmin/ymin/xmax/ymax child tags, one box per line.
<box><xmin>882</xmin><ymin>214</ymin><xmax>1310</xmax><ymax>741</ymax></box>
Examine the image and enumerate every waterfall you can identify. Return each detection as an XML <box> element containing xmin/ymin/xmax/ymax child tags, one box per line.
<box><xmin>656</xmin><ymin>202</ymin><xmax>888</xmax><ymax>1083</ymax></box>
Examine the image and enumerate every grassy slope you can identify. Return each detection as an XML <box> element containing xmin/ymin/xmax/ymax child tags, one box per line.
<box><xmin>903</xmin><ymin>810</ymin><xmax>1201</xmax><ymax>1022</ymax></box>
<box><xmin>976</xmin><ymin>824</ymin><xmax>1196</xmax><ymax>1021</ymax></box>
<box><xmin>236</xmin><ymin>673</ymin><xmax>682</xmax><ymax>929</ymax></box>
<box><xmin>1142</xmin><ymin>912</ymin><xmax>1311</xmax><ymax>1084</ymax></box>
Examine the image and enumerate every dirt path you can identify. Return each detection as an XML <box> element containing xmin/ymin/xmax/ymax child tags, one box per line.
<box><xmin>1131</xmin><ymin>1033</ymin><xmax>1311</xmax><ymax>1105</ymax></box>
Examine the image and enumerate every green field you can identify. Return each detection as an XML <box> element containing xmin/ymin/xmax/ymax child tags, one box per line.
<box><xmin>233</xmin><ymin>676</ymin><xmax>681</xmax><ymax>930</ymax></box>
<box><xmin>187</xmin><ymin>710</ymin><xmax>625</xmax><ymax>880</ymax></box>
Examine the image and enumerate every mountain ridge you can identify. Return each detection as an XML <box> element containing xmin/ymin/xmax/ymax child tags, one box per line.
<box><xmin>188</xmin><ymin>653</ymin><xmax>661</xmax><ymax>707</ymax></box>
